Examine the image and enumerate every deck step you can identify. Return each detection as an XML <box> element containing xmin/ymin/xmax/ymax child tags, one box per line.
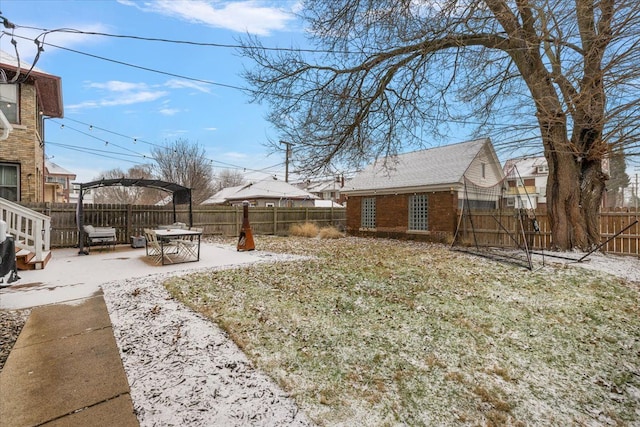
<box><xmin>15</xmin><ymin>250</ymin><xmax>51</xmax><ymax>271</ymax></box>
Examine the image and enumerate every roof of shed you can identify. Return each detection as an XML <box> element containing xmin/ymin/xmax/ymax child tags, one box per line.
<box><xmin>342</xmin><ymin>138</ymin><xmax>493</xmax><ymax>193</ymax></box>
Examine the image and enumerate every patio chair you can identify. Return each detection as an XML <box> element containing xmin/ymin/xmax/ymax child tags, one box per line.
<box><xmin>144</xmin><ymin>228</ymin><xmax>179</xmax><ymax>264</ymax></box>
<box><xmin>175</xmin><ymin>227</ymin><xmax>202</xmax><ymax>260</ymax></box>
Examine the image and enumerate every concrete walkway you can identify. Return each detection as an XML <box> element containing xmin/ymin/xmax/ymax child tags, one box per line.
<box><xmin>0</xmin><ymin>242</ymin><xmax>273</xmax><ymax>426</ymax></box>
<box><xmin>0</xmin><ymin>292</ymin><xmax>139</xmax><ymax>426</ymax></box>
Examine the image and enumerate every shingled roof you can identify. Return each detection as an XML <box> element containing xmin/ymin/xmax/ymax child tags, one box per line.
<box><xmin>342</xmin><ymin>138</ymin><xmax>498</xmax><ymax>194</ymax></box>
<box><xmin>202</xmin><ymin>177</ymin><xmax>318</xmax><ymax>205</ymax></box>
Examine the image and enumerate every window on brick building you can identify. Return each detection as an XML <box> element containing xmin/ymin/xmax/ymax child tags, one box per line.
<box><xmin>0</xmin><ymin>84</ymin><xmax>19</xmax><ymax>124</ymax></box>
<box><xmin>0</xmin><ymin>163</ymin><xmax>19</xmax><ymax>201</ymax></box>
<box><xmin>409</xmin><ymin>194</ymin><xmax>428</xmax><ymax>231</ymax></box>
<box><xmin>361</xmin><ymin>197</ymin><xmax>376</xmax><ymax>228</ymax></box>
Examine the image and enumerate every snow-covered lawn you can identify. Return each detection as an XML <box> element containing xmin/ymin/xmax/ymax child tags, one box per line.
<box><xmin>104</xmin><ymin>237</ymin><xmax>640</xmax><ymax>426</ymax></box>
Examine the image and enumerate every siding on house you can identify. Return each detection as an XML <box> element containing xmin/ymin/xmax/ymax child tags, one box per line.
<box><xmin>503</xmin><ymin>156</ymin><xmax>549</xmax><ymax>209</ymax></box>
<box><xmin>462</xmin><ymin>143</ymin><xmax>504</xmax><ymax>186</ymax></box>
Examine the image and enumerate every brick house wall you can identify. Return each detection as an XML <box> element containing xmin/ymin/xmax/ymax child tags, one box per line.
<box><xmin>346</xmin><ymin>190</ymin><xmax>459</xmax><ymax>242</ymax></box>
<box><xmin>0</xmin><ymin>84</ymin><xmax>45</xmax><ymax>202</ymax></box>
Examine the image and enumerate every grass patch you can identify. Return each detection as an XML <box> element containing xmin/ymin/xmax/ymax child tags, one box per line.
<box><xmin>165</xmin><ymin>237</ymin><xmax>640</xmax><ymax>426</ymax></box>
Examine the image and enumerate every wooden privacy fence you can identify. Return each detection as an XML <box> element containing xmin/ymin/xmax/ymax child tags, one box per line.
<box><xmin>455</xmin><ymin>208</ymin><xmax>639</xmax><ymax>257</ymax></box>
<box><xmin>21</xmin><ymin>203</ymin><xmax>346</xmax><ymax>248</ymax></box>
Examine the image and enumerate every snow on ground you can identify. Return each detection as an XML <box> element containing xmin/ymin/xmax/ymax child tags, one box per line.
<box><xmin>530</xmin><ymin>250</ymin><xmax>640</xmax><ymax>284</ymax></box>
<box><xmin>103</xmin><ymin>266</ymin><xmax>314</xmax><ymax>427</ymax></box>
<box><xmin>101</xmin><ymin>246</ymin><xmax>638</xmax><ymax>426</ymax></box>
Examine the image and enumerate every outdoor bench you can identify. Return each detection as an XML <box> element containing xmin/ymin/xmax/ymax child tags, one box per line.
<box><xmin>83</xmin><ymin>225</ymin><xmax>117</xmax><ymax>252</ymax></box>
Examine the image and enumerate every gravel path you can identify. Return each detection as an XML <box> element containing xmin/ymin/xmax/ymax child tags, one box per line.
<box><xmin>0</xmin><ymin>309</ymin><xmax>30</xmax><ymax>370</ymax></box>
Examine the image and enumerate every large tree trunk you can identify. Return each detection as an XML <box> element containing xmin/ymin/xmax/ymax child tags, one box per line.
<box><xmin>545</xmin><ymin>147</ymin><xmax>606</xmax><ymax>251</ymax></box>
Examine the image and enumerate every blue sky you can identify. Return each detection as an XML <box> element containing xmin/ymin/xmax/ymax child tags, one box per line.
<box><xmin>2</xmin><ymin>1</ymin><xmax>637</xmax><ymax>184</ymax></box>
<box><xmin>1</xmin><ymin>0</ymin><xmax>305</xmax><ymax>182</ymax></box>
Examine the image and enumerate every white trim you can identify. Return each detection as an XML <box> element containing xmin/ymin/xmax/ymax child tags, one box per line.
<box><xmin>343</xmin><ymin>182</ymin><xmax>462</xmax><ymax>196</ymax></box>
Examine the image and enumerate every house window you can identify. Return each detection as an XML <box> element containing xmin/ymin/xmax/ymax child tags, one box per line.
<box><xmin>361</xmin><ymin>197</ymin><xmax>376</xmax><ymax>229</ymax></box>
<box><xmin>0</xmin><ymin>84</ymin><xmax>19</xmax><ymax>124</ymax></box>
<box><xmin>481</xmin><ymin>163</ymin><xmax>486</xmax><ymax>179</ymax></box>
<box><xmin>0</xmin><ymin>163</ymin><xmax>19</xmax><ymax>201</ymax></box>
<box><xmin>537</xmin><ymin>165</ymin><xmax>549</xmax><ymax>173</ymax></box>
<box><xmin>409</xmin><ymin>194</ymin><xmax>428</xmax><ymax>231</ymax></box>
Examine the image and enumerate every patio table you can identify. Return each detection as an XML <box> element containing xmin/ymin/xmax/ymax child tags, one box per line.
<box><xmin>154</xmin><ymin>229</ymin><xmax>202</xmax><ymax>265</ymax></box>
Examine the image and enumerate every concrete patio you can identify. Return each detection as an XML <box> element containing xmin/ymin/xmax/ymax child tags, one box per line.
<box><xmin>0</xmin><ymin>240</ymin><xmax>269</xmax><ymax>310</ymax></box>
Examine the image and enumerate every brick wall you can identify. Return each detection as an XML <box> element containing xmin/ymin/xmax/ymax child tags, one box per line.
<box><xmin>0</xmin><ymin>84</ymin><xmax>44</xmax><ymax>202</ymax></box>
<box><xmin>346</xmin><ymin>191</ymin><xmax>459</xmax><ymax>243</ymax></box>
<box><xmin>376</xmin><ymin>194</ymin><xmax>408</xmax><ymax>232</ymax></box>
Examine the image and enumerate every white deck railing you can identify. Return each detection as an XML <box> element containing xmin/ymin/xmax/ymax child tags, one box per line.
<box><xmin>0</xmin><ymin>197</ymin><xmax>51</xmax><ymax>262</ymax></box>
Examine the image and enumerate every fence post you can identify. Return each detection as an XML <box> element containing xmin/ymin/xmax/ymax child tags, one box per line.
<box><xmin>273</xmin><ymin>206</ymin><xmax>278</xmax><ymax>235</ymax></box>
<box><xmin>126</xmin><ymin>204</ymin><xmax>133</xmax><ymax>240</ymax></box>
<box><xmin>235</xmin><ymin>205</ymin><xmax>241</xmax><ymax>236</ymax></box>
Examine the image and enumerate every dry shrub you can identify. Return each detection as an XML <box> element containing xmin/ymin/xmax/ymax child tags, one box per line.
<box><xmin>318</xmin><ymin>226</ymin><xmax>344</xmax><ymax>239</ymax></box>
<box><xmin>289</xmin><ymin>222</ymin><xmax>320</xmax><ymax>237</ymax></box>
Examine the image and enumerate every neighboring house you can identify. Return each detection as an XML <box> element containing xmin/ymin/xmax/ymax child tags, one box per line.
<box><xmin>201</xmin><ymin>185</ymin><xmax>246</xmax><ymax>205</ymax></box>
<box><xmin>69</xmin><ymin>183</ymin><xmax>94</xmax><ymax>205</ymax></box>
<box><xmin>502</xmin><ymin>156</ymin><xmax>548</xmax><ymax>210</ymax></box>
<box><xmin>44</xmin><ymin>160</ymin><xmax>76</xmax><ymax>203</ymax></box>
<box><xmin>314</xmin><ymin>199</ymin><xmax>344</xmax><ymax>208</ymax></box>
<box><xmin>202</xmin><ymin>177</ymin><xmax>318</xmax><ymax>207</ymax></box>
<box><xmin>0</xmin><ymin>50</ymin><xmax>63</xmax><ymax>202</ymax></box>
<box><xmin>341</xmin><ymin>138</ymin><xmax>504</xmax><ymax>242</ymax></box>
<box><xmin>300</xmin><ymin>177</ymin><xmax>348</xmax><ymax>205</ymax></box>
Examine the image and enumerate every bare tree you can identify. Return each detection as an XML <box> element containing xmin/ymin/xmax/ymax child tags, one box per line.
<box><xmin>151</xmin><ymin>139</ymin><xmax>216</xmax><ymax>204</ymax></box>
<box><xmin>241</xmin><ymin>0</ymin><xmax>640</xmax><ymax>250</ymax></box>
<box><xmin>92</xmin><ymin>164</ymin><xmax>162</xmax><ymax>204</ymax></box>
<box><xmin>215</xmin><ymin>169</ymin><xmax>246</xmax><ymax>192</ymax></box>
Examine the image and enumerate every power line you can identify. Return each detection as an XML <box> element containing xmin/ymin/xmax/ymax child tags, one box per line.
<box><xmin>45</xmin><ymin>141</ymin><xmax>144</xmax><ymax>164</ymax></box>
<box><xmin>7</xmin><ymin>33</ymin><xmax>249</xmax><ymax>92</ymax></box>
<box><xmin>14</xmin><ymin>25</ymin><xmax>342</xmax><ymax>55</ymax></box>
<box><xmin>50</xmin><ymin>117</ymin><xmax>289</xmax><ymax>176</ymax></box>
<box><xmin>5</xmin><ymin>31</ymin><xmax>543</xmax><ymax>129</ymax></box>
<box><xmin>50</xmin><ymin>119</ymin><xmax>149</xmax><ymax>157</ymax></box>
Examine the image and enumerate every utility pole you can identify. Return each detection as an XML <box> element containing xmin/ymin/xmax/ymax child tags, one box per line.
<box><xmin>280</xmin><ymin>141</ymin><xmax>293</xmax><ymax>182</ymax></box>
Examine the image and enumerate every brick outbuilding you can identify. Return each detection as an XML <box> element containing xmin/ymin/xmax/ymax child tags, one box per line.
<box><xmin>342</xmin><ymin>138</ymin><xmax>504</xmax><ymax>243</ymax></box>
